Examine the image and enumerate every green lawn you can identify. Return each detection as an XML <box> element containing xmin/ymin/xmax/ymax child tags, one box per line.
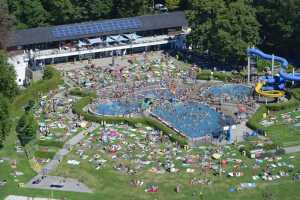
<box><xmin>259</xmin><ymin>107</ymin><xmax>300</xmax><ymax>147</ymax></box>
<box><xmin>48</xmin><ymin>124</ymin><xmax>300</xmax><ymax>200</ymax></box>
<box><xmin>48</xmin><ymin>146</ymin><xmax>300</xmax><ymax>200</ymax></box>
<box><xmin>2</xmin><ymin>66</ymin><xmax>300</xmax><ymax>199</ymax></box>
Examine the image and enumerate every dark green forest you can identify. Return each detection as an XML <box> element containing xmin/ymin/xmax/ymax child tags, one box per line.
<box><xmin>0</xmin><ymin>0</ymin><xmax>299</xmax><ymax>64</ymax></box>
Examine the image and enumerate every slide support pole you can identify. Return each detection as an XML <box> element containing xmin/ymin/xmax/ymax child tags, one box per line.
<box><xmin>247</xmin><ymin>56</ymin><xmax>251</xmax><ymax>84</ymax></box>
<box><xmin>292</xmin><ymin>68</ymin><xmax>295</xmax><ymax>85</ymax></box>
<box><xmin>271</xmin><ymin>54</ymin><xmax>274</xmax><ymax>76</ymax></box>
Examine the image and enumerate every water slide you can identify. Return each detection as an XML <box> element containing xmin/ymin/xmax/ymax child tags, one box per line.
<box><xmin>255</xmin><ymin>82</ymin><xmax>285</xmax><ymax>98</ymax></box>
<box><xmin>247</xmin><ymin>47</ymin><xmax>299</xmax><ymax>98</ymax></box>
<box><xmin>248</xmin><ymin>48</ymin><xmax>300</xmax><ymax>81</ymax></box>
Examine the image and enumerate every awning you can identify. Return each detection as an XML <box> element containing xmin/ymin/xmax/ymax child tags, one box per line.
<box><xmin>110</xmin><ymin>35</ymin><xmax>129</xmax><ymax>42</ymax></box>
<box><xmin>78</xmin><ymin>40</ymin><xmax>88</xmax><ymax>47</ymax></box>
<box><xmin>105</xmin><ymin>36</ymin><xmax>115</xmax><ymax>43</ymax></box>
<box><xmin>123</xmin><ymin>33</ymin><xmax>141</xmax><ymax>40</ymax></box>
<box><xmin>88</xmin><ymin>37</ymin><xmax>103</xmax><ymax>45</ymax></box>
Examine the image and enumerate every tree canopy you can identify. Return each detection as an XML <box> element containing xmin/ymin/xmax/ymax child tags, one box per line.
<box><xmin>0</xmin><ymin>51</ymin><xmax>18</xmax><ymax>99</ymax></box>
<box><xmin>16</xmin><ymin>110</ymin><xmax>37</xmax><ymax>146</ymax></box>
<box><xmin>0</xmin><ymin>0</ymin><xmax>13</xmax><ymax>49</ymax></box>
<box><xmin>2</xmin><ymin>0</ymin><xmax>300</xmax><ymax>65</ymax></box>
<box><xmin>253</xmin><ymin>0</ymin><xmax>300</xmax><ymax>61</ymax></box>
<box><xmin>0</xmin><ymin>94</ymin><xmax>11</xmax><ymax>148</ymax></box>
<box><xmin>187</xmin><ymin>0</ymin><xmax>260</xmax><ymax>64</ymax></box>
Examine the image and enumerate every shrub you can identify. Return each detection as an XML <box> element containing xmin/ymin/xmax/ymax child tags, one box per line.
<box><xmin>275</xmin><ymin>148</ymin><xmax>285</xmax><ymax>155</ymax></box>
<box><xmin>264</xmin><ymin>143</ymin><xmax>278</xmax><ymax>151</ymax></box>
<box><xmin>34</xmin><ymin>150</ymin><xmax>56</xmax><ymax>159</ymax></box>
<box><xmin>246</xmin><ymin>105</ymin><xmax>267</xmax><ymax>130</ymax></box>
<box><xmin>69</xmin><ymin>88</ymin><xmax>96</xmax><ymax>98</ymax></box>
<box><xmin>37</xmin><ymin>140</ymin><xmax>64</xmax><ymax>148</ymax></box>
<box><xmin>196</xmin><ymin>70</ymin><xmax>241</xmax><ymax>82</ymax></box>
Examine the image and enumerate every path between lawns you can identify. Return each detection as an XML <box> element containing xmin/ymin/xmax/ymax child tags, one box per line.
<box><xmin>283</xmin><ymin>145</ymin><xmax>300</xmax><ymax>154</ymax></box>
<box><xmin>25</xmin><ymin>123</ymin><xmax>98</xmax><ymax>193</ymax></box>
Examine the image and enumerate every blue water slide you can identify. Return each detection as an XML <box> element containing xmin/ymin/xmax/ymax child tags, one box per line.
<box><xmin>247</xmin><ymin>48</ymin><xmax>300</xmax><ymax>82</ymax></box>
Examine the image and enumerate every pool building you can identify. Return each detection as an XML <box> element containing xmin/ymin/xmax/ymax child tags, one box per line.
<box><xmin>6</xmin><ymin>11</ymin><xmax>190</xmax><ymax>85</ymax></box>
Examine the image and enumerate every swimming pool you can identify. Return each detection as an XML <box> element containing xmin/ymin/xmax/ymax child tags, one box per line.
<box><xmin>95</xmin><ymin>100</ymin><xmax>141</xmax><ymax>116</ymax></box>
<box><xmin>152</xmin><ymin>102</ymin><xmax>227</xmax><ymax>138</ymax></box>
<box><xmin>204</xmin><ymin>84</ymin><xmax>251</xmax><ymax>100</ymax></box>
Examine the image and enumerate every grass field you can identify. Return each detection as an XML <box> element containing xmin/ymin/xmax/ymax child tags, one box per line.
<box><xmin>2</xmin><ymin>67</ymin><xmax>300</xmax><ymax>200</ymax></box>
<box><xmin>49</xmin><ymin>146</ymin><xmax>300</xmax><ymax>200</ymax></box>
<box><xmin>259</xmin><ymin>106</ymin><xmax>300</xmax><ymax>147</ymax></box>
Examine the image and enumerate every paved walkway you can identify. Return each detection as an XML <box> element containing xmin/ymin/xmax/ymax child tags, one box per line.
<box><xmin>5</xmin><ymin>195</ymin><xmax>59</xmax><ymax>200</ymax></box>
<box><xmin>284</xmin><ymin>145</ymin><xmax>300</xmax><ymax>154</ymax></box>
<box><xmin>25</xmin><ymin>123</ymin><xmax>98</xmax><ymax>193</ymax></box>
<box><xmin>41</xmin><ymin>124</ymin><xmax>97</xmax><ymax>175</ymax></box>
<box><xmin>26</xmin><ymin>175</ymin><xmax>92</xmax><ymax>193</ymax></box>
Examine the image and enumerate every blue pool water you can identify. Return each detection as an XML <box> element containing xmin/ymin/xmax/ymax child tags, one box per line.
<box><xmin>205</xmin><ymin>84</ymin><xmax>251</xmax><ymax>100</ymax></box>
<box><xmin>95</xmin><ymin>100</ymin><xmax>140</xmax><ymax>116</ymax></box>
<box><xmin>152</xmin><ymin>102</ymin><xmax>227</xmax><ymax>138</ymax></box>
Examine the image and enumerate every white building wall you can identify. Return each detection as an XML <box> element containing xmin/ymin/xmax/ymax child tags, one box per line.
<box><xmin>8</xmin><ymin>55</ymin><xmax>27</xmax><ymax>86</ymax></box>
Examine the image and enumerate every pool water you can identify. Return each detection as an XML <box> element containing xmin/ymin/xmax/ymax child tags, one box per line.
<box><xmin>152</xmin><ymin>102</ymin><xmax>226</xmax><ymax>138</ymax></box>
<box><xmin>95</xmin><ymin>100</ymin><xmax>140</xmax><ymax>116</ymax></box>
<box><xmin>94</xmin><ymin>88</ymin><xmax>177</xmax><ymax>116</ymax></box>
<box><xmin>205</xmin><ymin>84</ymin><xmax>251</xmax><ymax>100</ymax></box>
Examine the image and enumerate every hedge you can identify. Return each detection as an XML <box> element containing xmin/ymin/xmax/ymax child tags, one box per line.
<box><xmin>196</xmin><ymin>70</ymin><xmax>243</xmax><ymax>82</ymax></box>
<box><xmin>290</xmin><ymin>88</ymin><xmax>300</xmax><ymax>100</ymax></box>
<box><xmin>34</xmin><ymin>150</ymin><xmax>56</xmax><ymax>159</ymax></box>
<box><xmin>246</xmin><ymin>105</ymin><xmax>268</xmax><ymax>130</ymax></box>
<box><xmin>69</xmin><ymin>88</ymin><xmax>97</xmax><ymax>98</ymax></box>
<box><xmin>72</xmin><ymin>96</ymin><xmax>188</xmax><ymax>147</ymax></box>
<box><xmin>247</xmin><ymin>90</ymin><xmax>300</xmax><ymax>131</ymax></box>
<box><xmin>37</xmin><ymin>140</ymin><xmax>64</xmax><ymax>148</ymax></box>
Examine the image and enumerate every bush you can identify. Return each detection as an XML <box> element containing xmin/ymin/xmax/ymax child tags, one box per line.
<box><xmin>69</xmin><ymin>88</ymin><xmax>96</xmax><ymax>98</ymax></box>
<box><xmin>267</xmin><ymin>97</ymin><xmax>300</xmax><ymax>111</ymax></box>
<box><xmin>34</xmin><ymin>150</ymin><xmax>56</xmax><ymax>159</ymax></box>
<box><xmin>196</xmin><ymin>70</ymin><xmax>242</xmax><ymax>82</ymax></box>
<box><xmin>246</xmin><ymin>105</ymin><xmax>267</xmax><ymax>130</ymax></box>
<box><xmin>37</xmin><ymin>140</ymin><xmax>64</xmax><ymax>148</ymax></box>
<box><xmin>275</xmin><ymin>148</ymin><xmax>285</xmax><ymax>155</ymax></box>
<box><xmin>264</xmin><ymin>143</ymin><xmax>278</xmax><ymax>151</ymax></box>
<box><xmin>290</xmin><ymin>88</ymin><xmax>300</xmax><ymax>100</ymax></box>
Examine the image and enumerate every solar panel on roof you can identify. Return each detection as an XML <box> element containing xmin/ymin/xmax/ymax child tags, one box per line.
<box><xmin>52</xmin><ymin>18</ymin><xmax>142</xmax><ymax>38</ymax></box>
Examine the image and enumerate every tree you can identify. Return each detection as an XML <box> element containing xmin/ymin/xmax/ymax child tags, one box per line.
<box><xmin>253</xmin><ymin>0</ymin><xmax>300</xmax><ymax>61</ymax></box>
<box><xmin>187</xmin><ymin>0</ymin><xmax>260</xmax><ymax>64</ymax></box>
<box><xmin>0</xmin><ymin>51</ymin><xmax>18</xmax><ymax>99</ymax></box>
<box><xmin>8</xmin><ymin>0</ymin><xmax>48</xmax><ymax>28</ymax></box>
<box><xmin>43</xmin><ymin>66</ymin><xmax>54</xmax><ymax>80</ymax></box>
<box><xmin>71</xmin><ymin>0</ymin><xmax>113</xmax><ymax>22</ymax></box>
<box><xmin>112</xmin><ymin>0</ymin><xmax>151</xmax><ymax>18</ymax></box>
<box><xmin>0</xmin><ymin>0</ymin><xmax>13</xmax><ymax>49</ymax></box>
<box><xmin>41</xmin><ymin>0</ymin><xmax>75</xmax><ymax>25</ymax></box>
<box><xmin>0</xmin><ymin>94</ymin><xmax>11</xmax><ymax>148</ymax></box>
<box><xmin>165</xmin><ymin>0</ymin><xmax>180</xmax><ymax>10</ymax></box>
<box><xmin>16</xmin><ymin>111</ymin><xmax>37</xmax><ymax>146</ymax></box>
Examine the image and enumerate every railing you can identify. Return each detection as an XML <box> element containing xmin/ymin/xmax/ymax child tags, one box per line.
<box><xmin>26</xmin><ymin>35</ymin><xmax>177</xmax><ymax>61</ymax></box>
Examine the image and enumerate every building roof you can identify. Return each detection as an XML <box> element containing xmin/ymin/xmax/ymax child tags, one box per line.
<box><xmin>8</xmin><ymin>11</ymin><xmax>187</xmax><ymax>47</ymax></box>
